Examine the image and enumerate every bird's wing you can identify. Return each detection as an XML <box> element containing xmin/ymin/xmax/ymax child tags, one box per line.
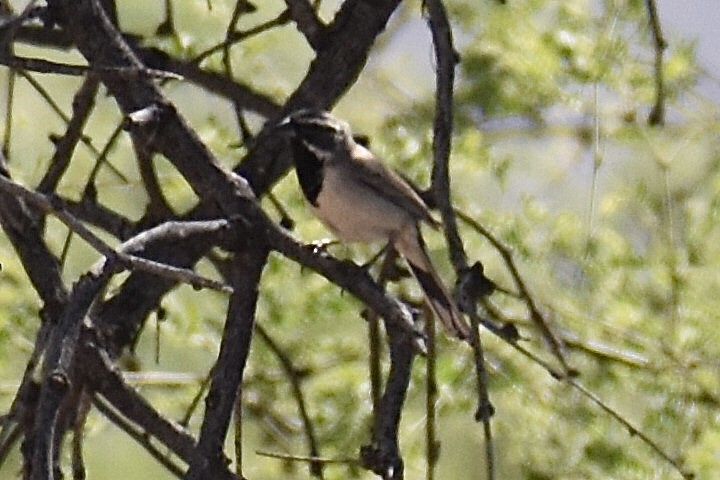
<box><xmin>346</xmin><ymin>143</ymin><xmax>439</xmax><ymax>227</ymax></box>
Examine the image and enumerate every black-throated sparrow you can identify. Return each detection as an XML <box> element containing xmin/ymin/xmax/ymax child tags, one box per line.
<box><xmin>278</xmin><ymin>109</ymin><xmax>471</xmax><ymax>340</ymax></box>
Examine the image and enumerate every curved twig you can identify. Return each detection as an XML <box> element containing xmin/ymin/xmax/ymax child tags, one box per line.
<box><xmin>256</xmin><ymin>326</ymin><xmax>325</xmax><ymax>478</ymax></box>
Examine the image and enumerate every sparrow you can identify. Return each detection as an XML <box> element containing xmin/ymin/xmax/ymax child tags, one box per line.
<box><xmin>277</xmin><ymin>109</ymin><xmax>471</xmax><ymax>340</ymax></box>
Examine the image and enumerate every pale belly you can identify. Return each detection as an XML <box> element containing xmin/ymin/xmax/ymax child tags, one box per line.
<box><xmin>312</xmin><ymin>166</ymin><xmax>413</xmax><ymax>243</ymax></box>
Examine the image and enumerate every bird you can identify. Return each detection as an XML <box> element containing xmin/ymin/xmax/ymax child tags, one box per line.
<box><xmin>277</xmin><ymin>109</ymin><xmax>471</xmax><ymax>340</ymax></box>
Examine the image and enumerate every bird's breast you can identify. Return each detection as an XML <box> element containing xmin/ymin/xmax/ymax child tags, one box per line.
<box><xmin>313</xmin><ymin>164</ymin><xmax>414</xmax><ymax>243</ymax></box>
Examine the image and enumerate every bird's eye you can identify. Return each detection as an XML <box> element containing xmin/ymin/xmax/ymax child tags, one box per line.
<box><xmin>295</xmin><ymin>123</ymin><xmax>340</xmax><ymax>152</ymax></box>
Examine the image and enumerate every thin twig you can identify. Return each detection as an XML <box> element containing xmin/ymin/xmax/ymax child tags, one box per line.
<box><xmin>92</xmin><ymin>396</ymin><xmax>185</xmax><ymax>478</ymax></box>
<box><xmin>585</xmin><ymin>82</ymin><xmax>602</xmax><ymax>252</ymax></box>
<box><xmin>234</xmin><ymin>385</ymin><xmax>243</xmax><ymax>477</ymax></box>
<box><xmin>133</xmin><ymin>134</ymin><xmax>173</xmax><ymax>218</ymax></box>
<box><xmin>39</xmin><ymin>75</ymin><xmax>100</xmax><ymax>193</ymax></box>
<box><xmin>566</xmin><ymin>378</ymin><xmax>693</xmax><ymax>479</ymax></box>
<box><xmin>0</xmin><ymin>174</ymin><xmax>233</xmax><ymax>293</ymax></box>
<box><xmin>193</xmin><ymin>10</ymin><xmax>291</xmax><ymax>65</ymax></box>
<box><xmin>473</xmin><ymin>296</ymin><xmax>691</xmax><ymax>478</ymax></box>
<box><xmin>85</xmin><ymin>120</ymin><xmax>125</xmax><ymax>192</ymax></box>
<box><xmin>0</xmin><ymin>55</ymin><xmax>182</xmax><ymax>79</ymax></box>
<box><xmin>256</xmin><ymin>449</ymin><xmax>358</xmax><ymax>465</ymax></box>
<box><xmin>644</xmin><ymin>0</ymin><xmax>666</xmax><ymax>126</ymax></box>
<box><xmin>179</xmin><ymin>369</ymin><xmax>214</xmax><ymax>428</ymax></box>
<box><xmin>256</xmin><ymin>326</ymin><xmax>324</xmax><ymax>478</ymax></box>
<box><xmin>454</xmin><ymin>208</ymin><xmax>572</xmax><ymax>374</ymax></box>
<box><xmin>17</xmin><ymin>71</ymin><xmax>128</xmax><ymax>182</ymax></box>
<box><xmin>424</xmin><ymin>0</ymin><xmax>466</xmax><ymax>272</ymax></box>
<box><xmin>466</xmin><ymin>310</ymin><xmax>494</xmax><ymax>480</ymax></box>
<box><xmin>424</xmin><ymin>304</ymin><xmax>438</xmax><ymax>480</ymax></box>
<box><xmin>221</xmin><ymin>1</ymin><xmax>256</xmax><ymax>150</ymax></box>
<box><xmin>423</xmin><ymin>3</ymin><xmax>498</xmax><ymax>476</ymax></box>
<box><xmin>1</xmin><ymin>68</ymin><xmax>14</xmax><ymax>157</ymax></box>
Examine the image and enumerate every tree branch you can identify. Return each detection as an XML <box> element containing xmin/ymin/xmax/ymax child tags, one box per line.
<box><xmin>38</xmin><ymin>75</ymin><xmax>99</xmax><ymax>194</ymax></box>
<box><xmin>361</xmin><ymin>301</ymin><xmax>416</xmax><ymax>480</ymax></box>
<box><xmin>185</xmin><ymin>241</ymin><xmax>267</xmax><ymax>480</ymax></box>
<box><xmin>0</xmin><ymin>175</ymin><xmax>233</xmax><ymax>293</ymax></box>
<box><xmin>31</xmin><ymin>264</ymin><xmax>114</xmax><ymax>480</ymax></box>
<box><xmin>284</xmin><ymin>0</ymin><xmax>326</xmax><ymax>49</ymax></box>
<box><xmin>644</xmin><ymin>0</ymin><xmax>666</xmax><ymax>126</ymax></box>
<box><xmin>80</xmin><ymin>341</ymin><xmax>242</xmax><ymax>479</ymax></box>
<box><xmin>424</xmin><ymin>0</ymin><xmax>466</xmax><ymax>272</ymax></box>
<box><xmin>0</xmin><ymin>175</ymin><xmax>67</xmax><ymax>314</ymax></box>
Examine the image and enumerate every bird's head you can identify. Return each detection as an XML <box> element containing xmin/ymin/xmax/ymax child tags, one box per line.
<box><xmin>276</xmin><ymin>109</ymin><xmax>353</xmax><ymax>158</ymax></box>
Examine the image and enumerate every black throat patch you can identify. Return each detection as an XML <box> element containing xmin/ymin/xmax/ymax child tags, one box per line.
<box><xmin>291</xmin><ymin>138</ymin><xmax>324</xmax><ymax>206</ymax></box>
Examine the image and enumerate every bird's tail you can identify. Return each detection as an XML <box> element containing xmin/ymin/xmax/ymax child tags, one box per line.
<box><xmin>395</xmin><ymin>226</ymin><xmax>471</xmax><ymax>340</ymax></box>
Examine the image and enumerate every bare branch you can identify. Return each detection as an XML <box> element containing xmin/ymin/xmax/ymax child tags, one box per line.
<box><xmin>92</xmin><ymin>396</ymin><xmax>185</xmax><ymax>478</ymax></box>
<box><xmin>31</xmin><ymin>264</ymin><xmax>114</xmax><ymax>480</ymax></box>
<box><xmin>81</xmin><ymin>342</ymin><xmax>244</xmax><ymax>480</ymax></box>
<box><xmin>0</xmin><ymin>54</ymin><xmax>182</xmax><ymax>79</ymax></box>
<box><xmin>454</xmin><ymin>208</ymin><xmax>572</xmax><ymax>374</ymax></box>
<box><xmin>466</xmin><ymin>310</ymin><xmax>495</xmax><ymax>480</ymax></box>
<box><xmin>0</xmin><ymin>175</ymin><xmax>233</xmax><ymax>293</ymax></box>
<box><xmin>424</xmin><ymin>304</ymin><xmax>438</xmax><ymax>480</ymax></box>
<box><xmin>424</xmin><ymin>0</ymin><xmax>466</xmax><ymax>272</ymax></box>
<box><xmin>424</xmin><ymin>5</ymin><xmax>497</xmax><ymax>476</ymax></box>
<box><xmin>17</xmin><ymin>70</ymin><xmax>128</xmax><ymax>183</ymax></box>
<box><xmin>264</xmin><ymin>224</ymin><xmax>426</xmax><ymax>351</ymax></box>
<box><xmin>82</xmin><ymin>346</ymin><xmax>195</xmax><ymax>461</ymax></box>
<box><xmin>39</xmin><ymin>75</ymin><xmax>99</xmax><ymax>193</ymax></box>
<box><xmin>361</xmin><ymin>287</ymin><xmax>416</xmax><ymax>480</ymax></box>
<box><xmin>566</xmin><ymin>378</ymin><xmax>692</xmax><ymax>479</ymax></box>
<box><xmin>0</xmin><ymin>177</ymin><xmax>68</xmax><ymax>312</ymax></box>
<box><xmin>256</xmin><ymin>449</ymin><xmax>357</xmax><ymax>466</ymax></box>
<box><xmin>284</xmin><ymin>0</ymin><xmax>326</xmax><ymax>49</ymax></box>
<box><xmin>185</xmin><ymin>243</ymin><xmax>267</xmax><ymax>480</ymax></box>
<box><xmin>256</xmin><ymin>326</ymin><xmax>324</xmax><ymax>478</ymax></box>
<box><xmin>193</xmin><ymin>8</ymin><xmax>292</xmax><ymax>65</ymax></box>
<box><xmin>0</xmin><ymin>323</ymin><xmax>50</xmax><ymax>470</ymax></box>
<box><xmin>645</xmin><ymin>0</ymin><xmax>667</xmax><ymax>126</ymax></box>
